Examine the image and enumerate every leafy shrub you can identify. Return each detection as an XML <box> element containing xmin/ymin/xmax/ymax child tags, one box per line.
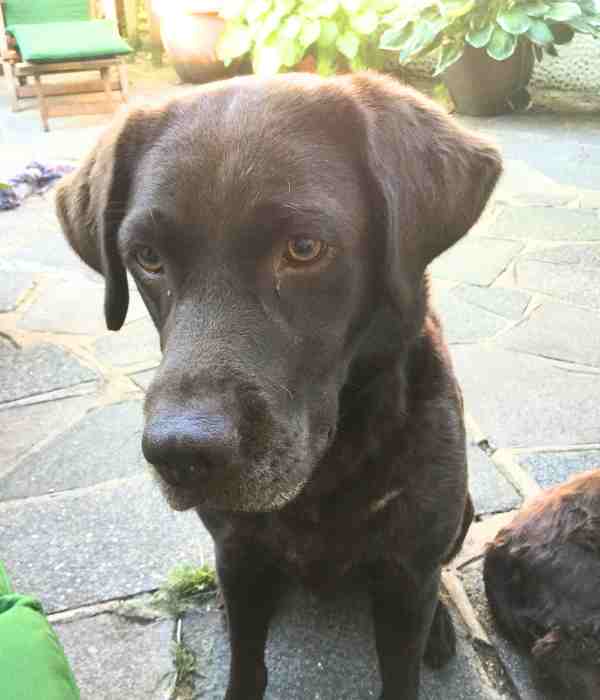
<box><xmin>380</xmin><ymin>0</ymin><xmax>600</xmax><ymax>75</ymax></box>
<box><xmin>218</xmin><ymin>0</ymin><xmax>396</xmax><ymax>75</ymax></box>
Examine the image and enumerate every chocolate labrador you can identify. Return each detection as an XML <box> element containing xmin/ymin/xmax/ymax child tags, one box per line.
<box><xmin>56</xmin><ymin>72</ymin><xmax>501</xmax><ymax>699</ymax></box>
<box><xmin>484</xmin><ymin>470</ymin><xmax>600</xmax><ymax>699</ymax></box>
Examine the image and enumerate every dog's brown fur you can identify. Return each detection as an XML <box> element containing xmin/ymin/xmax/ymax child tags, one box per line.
<box><xmin>484</xmin><ymin>470</ymin><xmax>600</xmax><ymax>699</ymax></box>
<box><xmin>56</xmin><ymin>72</ymin><xmax>501</xmax><ymax>699</ymax></box>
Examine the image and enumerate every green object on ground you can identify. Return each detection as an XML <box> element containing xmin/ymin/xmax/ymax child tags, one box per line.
<box><xmin>0</xmin><ymin>562</ymin><xmax>80</xmax><ymax>700</ymax></box>
<box><xmin>7</xmin><ymin>20</ymin><xmax>133</xmax><ymax>63</ymax></box>
<box><xmin>4</xmin><ymin>0</ymin><xmax>90</xmax><ymax>26</ymax></box>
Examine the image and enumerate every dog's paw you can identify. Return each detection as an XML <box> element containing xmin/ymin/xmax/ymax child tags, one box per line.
<box><xmin>423</xmin><ymin>600</ymin><xmax>456</xmax><ymax>669</ymax></box>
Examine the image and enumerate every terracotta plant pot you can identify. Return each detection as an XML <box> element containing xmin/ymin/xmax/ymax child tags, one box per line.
<box><xmin>160</xmin><ymin>5</ymin><xmax>233</xmax><ymax>84</ymax></box>
<box><xmin>442</xmin><ymin>42</ymin><xmax>534</xmax><ymax>116</ymax></box>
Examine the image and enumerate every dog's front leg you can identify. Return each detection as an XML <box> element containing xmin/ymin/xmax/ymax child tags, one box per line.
<box><xmin>217</xmin><ymin>544</ymin><xmax>283</xmax><ymax>700</ymax></box>
<box><xmin>369</xmin><ymin>562</ymin><xmax>440</xmax><ymax>700</ymax></box>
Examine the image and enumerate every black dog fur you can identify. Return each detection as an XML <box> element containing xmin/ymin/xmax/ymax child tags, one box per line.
<box><xmin>56</xmin><ymin>72</ymin><xmax>501</xmax><ymax>699</ymax></box>
<box><xmin>484</xmin><ymin>470</ymin><xmax>600</xmax><ymax>699</ymax></box>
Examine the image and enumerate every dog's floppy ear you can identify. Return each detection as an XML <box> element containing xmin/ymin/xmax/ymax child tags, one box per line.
<box><xmin>56</xmin><ymin>108</ymin><xmax>165</xmax><ymax>330</ymax></box>
<box><xmin>349</xmin><ymin>73</ymin><xmax>502</xmax><ymax>308</ymax></box>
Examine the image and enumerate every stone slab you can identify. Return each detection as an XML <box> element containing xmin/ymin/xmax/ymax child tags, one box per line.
<box><xmin>451</xmin><ymin>346</ymin><xmax>600</xmax><ymax>449</ymax></box>
<box><xmin>0</xmin><ymin>340</ymin><xmax>98</xmax><ymax>405</ymax></box>
<box><xmin>523</xmin><ymin>243</ymin><xmax>600</xmax><ymax>267</ymax></box>
<box><xmin>0</xmin><ymin>473</ymin><xmax>214</xmax><ymax>612</ymax></box>
<box><xmin>468</xmin><ymin>444</ymin><xmax>522</xmax><ymax>516</ymax></box>
<box><xmin>0</xmin><ymin>194</ymin><xmax>94</xmax><ymax>276</ymax></box>
<box><xmin>461</xmin><ymin>560</ymin><xmax>558</xmax><ymax>700</ymax></box>
<box><xmin>0</xmin><ymin>260</ymin><xmax>36</xmax><ymax>312</ymax></box>
<box><xmin>435</xmin><ymin>288</ymin><xmax>514</xmax><ymax>344</ymax></box>
<box><xmin>93</xmin><ymin>317</ymin><xmax>161</xmax><ymax>369</ymax></box>
<box><xmin>55</xmin><ymin>613</ymin><xmax>174</xmax><ymax>700</ymax></box>
<box><xmin>0</xmin><ymin>400</ymin><xmax>146</xmax><ymax>501</ymax></box>
<box><xmin>0</xmin><ymin>394</ymin><xmax>97</xmax><ymax>477</ymax></box>
<box><xmin>185</xmin><ymin>588</ymin><xmax>503</xmax><ymax>700</ymax></box>
<box><xmin>490</xmin><ymin>207</ymin><xmax>600</xmax><ymax>242</ymax></box>
<box><xmin>492</xmin><ymin>159</ymin><xmax>578</xmax><ymax>207</ymax></box>
<box><xmin>452</xmin><ymin>286</ymin><xmax>530</xmax><ymax>321</ymax></box>
<box><xmin>511</xmin><ymin>257</ymin><xmax>600</xmax><ymax>310</ymax></box>
<box><xmin>429</xmin><ymin>237</ymin><xmax>524</xmax><ymax>286</ymax></box>
<box><xmin>498</xmin><ymin>302</ymin><xmax>600</xmax><ymax>367</ymax></box>
<box><xmin>18</xmin><ymin>275</ymin><xmax>150</xmax><ymax>335</ymax></box>
<box><xmin>517</xmin><ymin>450</ymin><xmax>600</xmax><ymax>489</ymax></box>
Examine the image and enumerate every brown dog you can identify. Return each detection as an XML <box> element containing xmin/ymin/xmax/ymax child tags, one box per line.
<box><xmin>484</xmin><ymin>470</ymin><xmax>600</xmax><ymax>699</ymax></box>
<box><xmin>56</xmin><ymin>72</ymin><xmax>500</xmax><ymax>699</ymax></box>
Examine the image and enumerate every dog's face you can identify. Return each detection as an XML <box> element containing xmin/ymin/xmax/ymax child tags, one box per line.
<box><xmin>56</xmin><ymin>73</ymin><xmax>501</xmax><ymax>513</ymax></box>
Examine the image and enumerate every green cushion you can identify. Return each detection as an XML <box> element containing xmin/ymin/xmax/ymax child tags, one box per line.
<box><xmin>7</xmin><ymin>20</ymin><xmax>133</xmax><ymax>63</ymax></box>
<box><xmin>0</xmin><ymin>563</ymin><xmax>80</xmax><ymax>700</ymax></box>
<box><xmin>4</xmin><ymin>0</ymin><xmax>89</xmax><ymax>25</ymax></box>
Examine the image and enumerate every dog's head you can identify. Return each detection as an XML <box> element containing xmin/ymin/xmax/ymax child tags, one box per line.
<box><xmin>56</xmin><ymin>73</ymin><xmax>501</xmax><ymax>513</ymax></box>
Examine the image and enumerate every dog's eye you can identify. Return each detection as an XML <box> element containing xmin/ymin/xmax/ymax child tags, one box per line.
<box><xmin>286</xmin><ymin>238</ymin><xmax>325</xmax><ymax>264</ymax></box>
<box><xmin>135</xmin><ymin>246</ymin><xmax>163</xmax><ymax>274</ymax></box>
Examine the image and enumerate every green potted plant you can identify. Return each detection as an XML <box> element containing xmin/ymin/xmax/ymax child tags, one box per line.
<box><xmin>380</xmin><ymin>0</ymin><xmax>600</xmax><ymax>115</ymax></box>
<box><xmin>217</xmin><ymin>0</ymin><xmax>396</xmax><ymax>76</ymax></box>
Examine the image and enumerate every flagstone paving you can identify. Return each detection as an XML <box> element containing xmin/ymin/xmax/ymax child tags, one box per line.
<box><xmin>1</xmin><ymin>71</ymin><xmax>599</xmax><ymax>699</ymax></box>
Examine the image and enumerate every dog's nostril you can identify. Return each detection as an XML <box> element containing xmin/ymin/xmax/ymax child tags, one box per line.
<box><xmin>142</xmin><ymin>409</ymin><xmax>237</xmax><ymax>479</ymax></box>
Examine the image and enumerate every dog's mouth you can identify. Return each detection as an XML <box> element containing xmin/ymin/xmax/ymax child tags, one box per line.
<box><xmin>148</xmin><ymin>459</ymin><xmax>310</xmax><ymax>513</ymax></box>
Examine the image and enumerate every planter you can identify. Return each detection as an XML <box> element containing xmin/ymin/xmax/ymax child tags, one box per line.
<box><xmin>442</xmin><ymin>42</ymin><xmax>534</xmax><ymax>116</ymax></box>
<box><xmin>159</xmin><ymin>4</ymin><xmax>233</xmax><ymax>84</ymax></box>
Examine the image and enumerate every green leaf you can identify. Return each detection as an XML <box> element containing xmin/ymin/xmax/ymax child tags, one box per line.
<box><xmin>300</xmin><ymin>20</ymin><xmax>322</xmax><ymax>48</ymax></box>
<box><xmin>217</xmin><ymin>25</ymin><xmax>253</xmax><ymax>60</ymax></box>
<box><xmin>544</xmin><ymin>2</ymin><xmax>582</xmax><ymax>20</ymax></box>
<box><xmin>245</xmin><ymin>0</ymin><xmax>272</xmax><ymax>23</ymax></box>
<box><xmin>550</xmin><ymin>22</ymin><xmax>575</xmax><ymax>42</ymax></box>
<box><xmin>395</xmin><ymin>20</ymin><xmax>444</xmax><ymax>62</ymax></box>
<box><xmin>318</xmin><ymin>20</ymin><xmax>339</xmax><ymax>46</ymax></box>
<box><xmin>440</xmin><ymin>0</ymin><xmax>475</xmax><ymax>18</ymax></box>
<box><xmin>566</xmin><ymin>15</ymin><xmax>596</xmax><ymax>33</ymax></box>
<box><xmin>0</xmin><ymin>182</ymin><xmax>10</xmax><ymax>190</ymax></box>
<box><xmin>486</xmin><ymin>25</ymin><xmax>518</xmax><ymax>59</ymax></box>
<box><xmin>519</xmin><ymin>1</ymin><xmax>550</xmax><ymax>17</ymax></box>
<box><xmin>253</xmin><ymin>44</ymin><xmax>283</xmax><ymax>75</ymax></box>
<box><xmin>312</xmin><ymin>0</ymin><xmax>339</xmax><ymax>18</ymax></box>
<box><xmin>275</xmin><ymin>0</ymin><xmax>296</xmax><ymax>13</ymax></box>
<box><xmin>466</xmin><ymin>22</ymin><xmax>494</xmax><ymax>47</ymax></box>
<box><xmin>316</xmin><ymin>46</ymin><xmax>338</xmax><ymax>74</ymax></box>
<box><xmin>281</xmin><ymin>16</ymin><xmax>303</xmax><ymax>39</ymax></box>
<box><xmin>526</xmin><ymin>17</ymin><xmax>556</xmax><ymax>43</ymax></box>
<box><xmin>336</xmin><ymin>31</ymin><xmax>361</xmax><ymax>59</ymax></box>
<box><xmin>351</xmin><ymin>9</ymin><xmax>380</xmax><ymax>35</ymax></box>
<box><xmin>278</xmin><ymin>38</ymin><xmax>305</xmax><ymax>66</ymax></box>
<box><xmin>433</xmin><ymin>42</ymin><xmax>464</xmax><ymax>75</ymax></box>
<box><xmin>340</xmin><ymin>0</ymin><xmax>363</xmax><ymax>11</ymax></box>
<box><xmin>379</xmin><ymin>22</ymin><xmax>413</xmax><ymax>50</ymax></box>
<box><xmin>497</xmin><ymin>6</ymin><xmax>532</xmax><ymax>33</ymax></box>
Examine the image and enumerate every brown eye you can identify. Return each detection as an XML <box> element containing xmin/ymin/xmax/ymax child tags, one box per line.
<box><xmin>286</xmin><ymin>238</ymin><xmax>325</xmax><ymax>264</ymax></box>
<box><xmin>135</xmin><ymin>246</ymin><xmax>163</xmax><ymax>274</ymax></box>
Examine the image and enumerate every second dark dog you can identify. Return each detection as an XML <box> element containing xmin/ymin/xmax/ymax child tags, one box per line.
<box><xmin>484</xmin><ymin>470</ymin><xmax>600</xmax><ymax>699</ymax></box>
<box><xmin>56</xmin><ymin>72</ymin><xmax>501</xmax><ymax>699</ymax></box>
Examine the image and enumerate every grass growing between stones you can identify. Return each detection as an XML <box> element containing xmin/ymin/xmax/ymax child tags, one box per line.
<box><xmin>159</xmin><ymin>564</ymin><xmax>217</xmax><ymax>616</ymax></box>
<box><xmin>170</xmin><ymin>640</ymin><xmax>198</xmax><ymax>700</ymax></box>
<box><xmin>118</xmin><ymin>563</ymin><xmax>218</xmax><ymax>620</ymax></box>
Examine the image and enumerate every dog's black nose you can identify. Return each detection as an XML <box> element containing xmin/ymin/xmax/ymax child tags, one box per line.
<box><xmin>142</xmin><ymin>407</ymin><xmax>237</xmax><ymax>485</ymax></box>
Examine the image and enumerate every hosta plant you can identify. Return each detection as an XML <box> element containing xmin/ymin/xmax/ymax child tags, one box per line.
<box><xmin>218</xmin><ymin>0</ymin><xmax>396</xmax><ymax>76</ymax></box>
<box><xmin>380</xmin><ymin>0</ymin><xmax>600</xmax><ymax>76</ymax></box>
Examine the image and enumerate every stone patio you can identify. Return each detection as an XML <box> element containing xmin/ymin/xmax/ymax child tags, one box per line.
<box><xmin>1</xmin><ymin>62</ymin><xmax>600</xmax><ymax>699</ymax></box>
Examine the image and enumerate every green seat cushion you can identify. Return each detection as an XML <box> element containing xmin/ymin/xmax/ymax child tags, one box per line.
<box><xmin>7</xmin><ymin>20</ymin><xmax>133</xmax><ymax>63</ymax></box>
<box><xmin>4</xmin><ymin>0</ymin><xmax>89</xmax><ymax>26</ymax></box>
<box><xmin>0</xmin><ymin>593</ymin><xmax>80</xmax><ymax>700</ymax></box>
